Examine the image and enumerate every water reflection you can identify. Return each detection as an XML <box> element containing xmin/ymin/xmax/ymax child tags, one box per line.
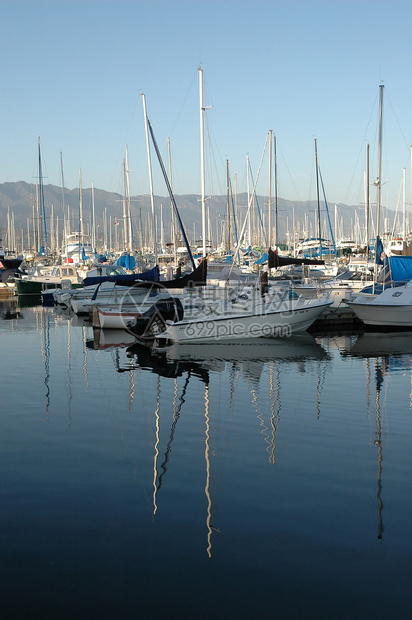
<box><xmin>320</xmin><ymin>330</ymin><xmax>412</xmax><ymax>541</ymax></box>
<box><xmin>0</xmin><ymin>297</ymin><xmax>22</xmax><ymax>321</ymax></box>
<box><xmin>2</xmin><ymin>301</ymin><xmax>412</xmax><ymax>568</ymax></box>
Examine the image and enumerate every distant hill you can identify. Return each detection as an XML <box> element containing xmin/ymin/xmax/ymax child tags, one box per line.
<box><xmin>0</xmin><ymin>181</ymin><xmax>390</xmax><ymax>248</ymax></box>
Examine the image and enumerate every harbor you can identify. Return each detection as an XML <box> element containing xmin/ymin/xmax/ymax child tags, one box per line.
<box><xmin>2</xmin><ymin>3</ymin><xmax>412</xmax><ymax>614</ymax></box>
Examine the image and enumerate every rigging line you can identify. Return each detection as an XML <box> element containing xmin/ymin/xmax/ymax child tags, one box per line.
<box><xmin>147</xmin><ymin>118</ymin><xmax>196</xmax><ymax>270</ymax></box>
<box><xmin>248</xmin><ymin>159</ymin><xmax>267</xmax><ymax>248</ymax></box>
<box><xmin>169</xmin><ymin>70</ymin><xmax>198</xmax><ymax>139</ymax></box>
<box><xmin>279</xmin><ymin>148</ymin><xmax>302</xmax><ymax>203</ymax></box>
<box><xmin>317</xmin><ymin>166</ymin><xmax>337</xmax><ymax>256</ymax></box>
<box><xmin>344</xmin><ymin>90</ymin><xmax>380</xmax><ymax>206</ymax></box>
<box><xmin>228</xmin><ymin>134</ymin><xmax>269</xmax><ymax>272</ymax></box>
<box><xmin>384</xmin><ymin>88</ymin><xmax>411</xmax><ymax>151</ymax></box>
<box><xmin>205</xmin><ymin>115</ymin><xmax>225</xmax><ymax>197</ymax></box>
<box><xmin>229</xmin><ymin>176</ymin><xmax>239</xmax><ymax>246</ymax></box>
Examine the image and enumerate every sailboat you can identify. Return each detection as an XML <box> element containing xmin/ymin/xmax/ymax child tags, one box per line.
<box><xmin>346</xmin><ymin>85</ymin><xmax>412</xmax><ymax>326</ymax></box>
<box><xmin>61</xmin><ymin>169</ymin><xmax>93</xmax><ymax>265</ymax></box>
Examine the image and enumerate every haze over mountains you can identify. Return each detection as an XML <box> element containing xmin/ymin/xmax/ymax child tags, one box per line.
<box><xmin>0</xmin><ymin>181</ymin><xmax>392</xmax><ymax>246</ymax></box>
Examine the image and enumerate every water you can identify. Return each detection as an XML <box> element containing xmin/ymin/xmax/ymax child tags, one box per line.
<box><xmin>1</xmin><ymin>298</ymin><xmax>411</xmax><ymax>619</ymax></box>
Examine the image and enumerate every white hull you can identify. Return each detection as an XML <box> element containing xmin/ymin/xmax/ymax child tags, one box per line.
<box><xmin>347</xmin><ymin>281</ymin><xmax>412</xmax><ymax>326</ymax></box>
<box><xmin>70</xmin><ymin>287</ymin><xmax>153</xmax><ymax>315</ymax></box>
<box><xmin>346</xmin><ymin>302</ymin><xmax>412</xmax><ymax>326</ymax></box>
<box><xmin>97</xmin><ymin>292</ymin><xmax>178</xmax><ymax>329</ymax></box>
<box><xmin>98</xmin><ymin>306</ymin><xmax>144</xmax><ymax>330</ymax></box>
<box><xmin>158</xmin><ymin>299</ymin><xmax>332</xmax><ymax>344</ymax></box>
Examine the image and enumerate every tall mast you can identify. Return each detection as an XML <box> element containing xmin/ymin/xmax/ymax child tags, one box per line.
<box><xmin>366</xmin><ymin>143</ymin><xmax>370</xmax><ymax>261</ymax></box>
<box><xmin>314</xmin><ymin>138</ymin><xmax>322</xmax><ymax>256</ymax></box>
<box><xmin>122</xmin><ymin>157</ymin><xmax>128</xmax><ymax>250</ymax></box>
<box><xmin>376</xmin><ymin>84</ymin><xmax>384</xmax><ymax>244</ymax></box>
<box><xmin>141</xmin><ymin>93</ymin><xmax>157</xmax><ymax>264</ymax></box>
<box><xmin>402</xmin><ymin>167</ymin><xmax>406</xmax><ymax>241</ymax></box>
<box><xmin>199</xmin><ymin>66</ymin><xmax>206</xmax><ymax>258</ymax></box>
<box><xmin>268</xmin><ymin>130</ymin><xmax>272</xmax><ymax>250</ymax></box>
<box><xmin>38</xmin><ymin>136</ymin><xmax>48</xmax><ymax>255</ymax></box>
<box><xmin>168</xmin><ymin>137</ymin><xmax>177</xmax><ymax>266</ymax></box>
<box><xmin>274</xmin><ymin>134</ymin><xmax>278</xmax><ymax>250</ymax></box>
<box><xmin>226</xmin><ymin>159</ymin><xmax>231</xmax><ymax>253</ymax></box>
<box><xmin>78</xmin><ymin>168</ymin><xmax>84</xmax><ymax>246</ymax></box>
<box><xmin>60</xmin><ymin>150</ymin><xmax>65</xmax><ymax>242</ymax></box>
<box><xmin>125</xmin><ymin>145</ymin><xmax>133</xmax><ymax>252</ymax></box>
<box><xmin>91</xmin><ymin>181</ymin><xmax>96</xmax><ymax>252</ymax></box>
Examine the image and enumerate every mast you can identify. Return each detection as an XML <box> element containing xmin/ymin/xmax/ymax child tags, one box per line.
<box><xmin>141</xmin><ymin>92</ymin><xmax>157</xmax><ymax>265</ymax></box>
<box><xmin>122</xmin><ymin>152</ymin><xmax>133</xmax><ymax>253</ymax></box>
<box><xmin>60</xmin><ymin>150</ymin><xmax>65</xmax><ymax>244</ymax></box>
<box><xmin>274</xmin><ymin>134</ymin><xmax>278</xmax><ymax>250</ymax></box>
<box><xmin>226</xmin><ymin>159</ymin><xmax>231</xmax><ymax>253</ymax></box>
<box><xmin>366</xmin><ymin>143</ymin><xmax>370</xmax><ymax>261</ymax></box>
<box><xmin>78</xmin><ymin>168</ymin><xmax>84</xmax><ymax>251</ymax></box>
<box><xmin>375</xmin><ymin>84</ymin><xmax>384</xmax><ymax>246</ymax></box>
<box><xmin>314</xmin><ymin>138</ymin><xmax>322</xmax><ymax>257</ymax></box>
<box><xmin>38</xmin><ymin>137</ymin><xmax>48</xmax><ymax>255</ymax></box>
<box><xmin>402</xmin><ymin>167</ymin><xmax>406</xmax><ymax>242</ymax></box>
<box><xmin>268</xmin><ymin>130</ymin><xmax>272</xmax><ymax>250</ymax></box>
<box><xmin>168</xmin><ymin>137</ymin><xmax>177</xmax><ymax>266</ymax></box>
<box><xmin>246</xmin><ymin>154</ymin><xmax>251</xmax><ymax>247</ymax></box>
<box><xmin>125</xmin><ymin>145</ymin><xmax>133</xmax><ymax>252</ymax></box>
<box><xmin>91</xmin><ymin>181</ymin><xmax>96</xmax><ymax>252</ymax></box>
<box><xmin>199</xmin><ymin>66</ymin><xmax>207</xmax><ymax>258</ymax></box>
<box><xmin>373</xmin><ymin>84</ymin><xmax>384</xmax><ymax>287</ymax></box>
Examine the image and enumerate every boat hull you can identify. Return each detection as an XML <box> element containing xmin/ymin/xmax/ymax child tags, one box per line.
<box><xmin>157</xmin><ymin>300</ymin><xmax>332</xmax><ymax>344</ymax></box>
<box><xmin>346</xmin><ymin>301</ymin><xmax>412</xmax><ymax>327</ymax></box>
<box><xmin>16</xmin><ymin>279</ymin><xmax>83</xmax><ymax>296</ymax></box>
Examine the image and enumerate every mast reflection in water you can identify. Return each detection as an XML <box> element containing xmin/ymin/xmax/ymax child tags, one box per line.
<box><xmin>1</xmin><ymin>300</ymin><xmax>411</xmax><ymax>619</ymax></box>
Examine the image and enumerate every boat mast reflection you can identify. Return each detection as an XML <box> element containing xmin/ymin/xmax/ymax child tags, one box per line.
<box><xmin>338</xmin><ymin>331</ymin><xmax>412</xmax><ymax>540</ymax></box>
<box><xmin>374</xmin><ymin>357</ymin><xmax>385</xmax><ymax>540</ymax></box>
<box><xmin>40</xmin><ymin>309</ymin><xmax>51</xmax><ymax>420</ymax></box>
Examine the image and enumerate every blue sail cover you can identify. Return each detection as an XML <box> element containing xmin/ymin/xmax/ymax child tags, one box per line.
<box><xmin>83</xmin><ymin>265</ymin><xmax>160</xmax><ymax>287</ymax></box>
<box><xmin>385</xmin><ymin>256</ymin><xmax>412</xmax><ymax>283</ymax></box>
<box><xmin>375</xmin><ymin>235</ymin><xmax>385</xmax><ymax>265</ymax></box>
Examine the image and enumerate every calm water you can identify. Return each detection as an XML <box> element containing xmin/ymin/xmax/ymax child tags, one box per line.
<box><xmin>1</xmin><ymin>297</ymin><xmax>411</xmax><ymax>619</ymax></box>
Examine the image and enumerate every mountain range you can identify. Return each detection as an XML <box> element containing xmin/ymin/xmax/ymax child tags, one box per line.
<box><xmin>0</xmin><ymin>181</ymin><xmax>390</xmax><ymax>247</ymax></box>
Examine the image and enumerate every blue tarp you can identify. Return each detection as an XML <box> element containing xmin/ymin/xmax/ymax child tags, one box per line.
<box><xmin>384</xmin><ymin>256</ymin><xmax>412</xmax><ymax>283</ymax></box>
<box><xmin>115</xmin><ymin>253</ymin><xmax>136</xmax><ymax>270</ymax></box>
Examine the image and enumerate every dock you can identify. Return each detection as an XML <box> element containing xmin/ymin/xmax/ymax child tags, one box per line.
<box><xmin>309</xmin><ymin>306</ymin><xmax>363</xmax><ymax>332</ymax></box>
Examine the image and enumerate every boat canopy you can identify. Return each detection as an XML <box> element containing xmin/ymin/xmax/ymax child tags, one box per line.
<box><xmin>382</xmin><ymin>256</ymin><xmax>412</xmax><ymax>284</ymax></box>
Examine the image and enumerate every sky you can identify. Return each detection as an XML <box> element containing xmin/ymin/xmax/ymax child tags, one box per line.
<box><xmin>1</xmin><ymin>0</ymin><xmax>412</xmax><ymax>212</ymax></box>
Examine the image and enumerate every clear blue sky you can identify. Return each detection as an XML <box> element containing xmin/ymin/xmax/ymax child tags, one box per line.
<box><xmin>1</xmin><ymin>0</ymin><xmax>412</xmax><ymax>210</ymax></box>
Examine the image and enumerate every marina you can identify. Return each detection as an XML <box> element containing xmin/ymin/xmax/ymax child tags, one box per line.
<box><xmin>1</xmin><ymin>296</ymin><xmax>411</xmax><ymax>618</ymax></box>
